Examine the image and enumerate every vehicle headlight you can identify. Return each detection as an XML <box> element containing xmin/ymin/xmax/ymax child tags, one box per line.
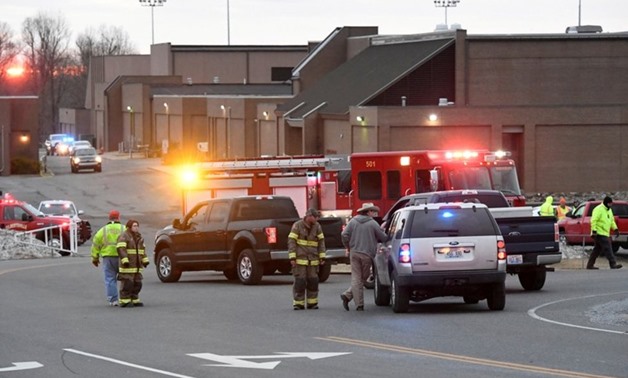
<box><xmin>73</xmin><ymin>157</ymin><xmax>80</xmax><ymax>163</ymax></box>
<box><xmin>95</xmin><ymin>156</ymin><xmax>102</xmax><ymax>163</ymax></box>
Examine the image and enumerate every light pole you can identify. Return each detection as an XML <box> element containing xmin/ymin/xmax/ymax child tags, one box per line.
<box><xmin>227</xmin><ymin>0</ymin><xmax>231</xmax><ymax>45</ymax></box>
<box><xmin>221</xmin><ymin>105</ymin><xmax>231</xmax><ymax>158</ymax></box>
<box><xmin>433</xmin><ymin>0</ymin><xmax>460</xmax><ymax>26</ymax></box>
<box><xmin>127</xmin><ymin>106</ymin><xmax>135</xmax><ymax>159</ymax></box>
<box><xmin>163</xmin><ymin>103</ymin><xmax>170</xmax><ymax>154</ymax></box>
<box><xmin>139</xmin><ymin>0</ymin><xmax>167</xmax><ymax>45</ymax></box>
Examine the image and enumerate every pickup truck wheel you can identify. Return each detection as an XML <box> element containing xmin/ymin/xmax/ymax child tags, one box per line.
<box><xmin>156</xmin><ymin>248</ymin><xmax>181</xmax><ymax>283</ymax></box>
<box><xmin>487</xmin><ymin>282</ymin><xmax>506</xmax><ymax>311</ymax></box>
<box><xmin>518</xmin><ymin>269</ymin><xmax>546</xmax><ymax>291</ymax></box>
<box><xmin>318</xmin><ymin>263</ymin><xmax>332</xmax><ymax>283</ymax></box>
<box><xmin>237</xmin><ymin>249</ymin><xmax>263</xmax><ymax>285</ymax></box>
<box><xmin>374</xmin><ymin>272</ymin><xmax>391</xmax><ymax>306</ymax></box>
<box><xmin>391</xmin><ymin>274</ymin><xmax>409</xmax><ymax>313</ymax></box>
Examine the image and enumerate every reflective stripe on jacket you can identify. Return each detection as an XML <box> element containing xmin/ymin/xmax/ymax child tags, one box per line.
<box><xmin>117</xmin><ymin>230</ymin><xmax>148</xmax><ymax>275</ymax></box>
<box><xmin>91</xmin><ymin>222</ymin><xmax>124</xmax><ymax>259</ymax></box>
<box><xmin>287</xmin><ymin>219</ymin><xmax>326</xmax><ymax>265</ymax></box>
<box><xmin>591</xmin><ymin>203</ymin><xmax>617</xmax><ymax>237</ymax></box>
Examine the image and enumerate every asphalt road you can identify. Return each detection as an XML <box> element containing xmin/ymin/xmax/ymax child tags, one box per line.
<box><xmin>0</xmin><ymin>154</ymin><xmax>627</xmax><ymax>378</ymax></box>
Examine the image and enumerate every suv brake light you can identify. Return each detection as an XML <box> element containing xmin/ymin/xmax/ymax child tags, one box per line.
<box><xmin>497</xmin><ymin>239</ymin><xmax>507</xmax><ymax>260</ymax></box>
<box><xmin>554</xmin><ymin>223</ymin><xmax>559</xmax><ymax>243</ymax></box>
<box><xmin>265</xmin><ymin>227</ymin><xmax>277</xmax><ymax>244</ymax></box>
<box><xmin>399</xmin><ymin>243</ymin><xmax>411</xmax><ymax>263</ymax></box>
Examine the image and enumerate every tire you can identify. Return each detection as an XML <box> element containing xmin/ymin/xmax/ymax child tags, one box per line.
<box><xmin>391</xmin><ymin>274</ymin><xmax>409</xmax><ymax>313</ymax></box>
<box><xmin>487</xmin><ymin>282</ymin><xmax>506</xmax><ymax>311</ymax></box>
<box><xmin>518</xmin><ymin>269</ymin><xmax>546</xmax><ymax>291</ymax></box>
<box><xmin>463</xmin><ymin>296</ymin><xmax>480</xmax><ymax>304</ymax></box>
<box><xmin>237</xmin><ymin>249</ymin><xmax>263</xmax><ymax>285</ymax></box>
<box><xmin>223</xmin><ymin>267</ymin><xmax>238</xmax><ymax>281</ymax></box>
<box><xmin>374</xmin><ymin>271</ymin><xmax>391</xmax><ymax>306</ymax></box>
<box><xmin>156</xmin><ymin>248</ymin><xmax>181</xmax><ymax>282</ymax></box>
<box><xmin>318</xmin><ymin>263</ymin><xmax>332</xmax><ymax>283</ymax></box>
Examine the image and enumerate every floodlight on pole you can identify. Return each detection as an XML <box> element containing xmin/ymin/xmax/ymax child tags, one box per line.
<box><xmin>434</xmin><ymin>0</ymin><xmax>460</xmax><ymax>26</ymax></box>
<box><xmin>139</xmin><ymin>0</ymin><xmax>167</xmax><ymax>45</ymax></box>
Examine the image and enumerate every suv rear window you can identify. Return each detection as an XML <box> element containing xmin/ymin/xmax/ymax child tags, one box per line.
<box><xmin>408</xmin><ymin>207</ymin><xmax>498</xmax><ymax>237</ymax></box>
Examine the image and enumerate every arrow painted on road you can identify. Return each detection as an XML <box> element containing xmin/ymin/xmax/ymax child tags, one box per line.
<box><xmin>188</xmin><ymin>352</ymin><xmax>351</xmax><ymax>370</ymax></box>
<box><xmin>0</xmin><ymin>361</ymin><xmax>43</xmax><ymax>372</ymax></box>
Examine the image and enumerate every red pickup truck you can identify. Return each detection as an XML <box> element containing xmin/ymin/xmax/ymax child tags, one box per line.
<box><xmin>0</xmin><ymin>193</ymin><xmax>73</xmax><ymax>255</ymax></box>
<box><xmin>558</xmin><ymin>200</ymin><xmax>628</xmax><ymax>252</ymax></box>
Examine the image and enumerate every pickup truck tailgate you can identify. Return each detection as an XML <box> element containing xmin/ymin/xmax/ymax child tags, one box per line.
<box><xmin>497</xmin><ymin>216</ymin><xmax>559</xmax><ymax>254</ymax></box>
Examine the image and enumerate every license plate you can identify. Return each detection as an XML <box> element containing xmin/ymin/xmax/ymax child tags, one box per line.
<box><xmin>507</xmin><ymin>254</ymin><xmax>523</xmax><ymax>264</ymax></box>
<box><xmin>436</xmin><ymin>247</ymin><xmax>468</xmax><ymax>259</ymax></box>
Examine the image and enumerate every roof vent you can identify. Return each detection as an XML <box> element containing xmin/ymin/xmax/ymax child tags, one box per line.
<box><xmin>565</xmin><ymin>25</ymin><xmax>603</xmax><ymax>34</ymax></box>
<box><xmin>434</xmin><ymin>24</ymin><xmax>448</xmax><ymax>32</ymax></box>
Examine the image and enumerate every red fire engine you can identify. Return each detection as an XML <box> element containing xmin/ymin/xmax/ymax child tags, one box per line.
<box><xmin>348</xmin><ymin>150</ymin><xmax>525</xmax><ymax>216</ymax></box>
<box><xmin>182</xmin><ymin>149</ymin><xmax>523</xmax><ymax>219</ymax></box>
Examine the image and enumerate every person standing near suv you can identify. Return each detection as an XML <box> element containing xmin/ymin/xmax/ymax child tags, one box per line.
<box><xmin>587</xmin><ymin>196</ymin><xmax>623</xmax><ymax>270</ymax></box>
<box><xmin>117</xmin><ymin>219</ymin><xmax>149</xmax><ymax>307</ymax></box>
<box><xmin>91</xmin><ymin>210</ymin><xmax>124</xmax><ymax>306</ymax></box>
<box><xmin>340</xmin><ymin>203</ymin><xmax>388</xmax><ymax>311</ymax></box>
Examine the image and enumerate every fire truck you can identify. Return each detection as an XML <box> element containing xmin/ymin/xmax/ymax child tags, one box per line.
<box><xmin>182</xmin><ymin>149</ymin><xmax>523</xmax><ymax>220</ymax></box>
<box><xmin>182</xmin><ymin>155</ymin><xmax>351</xmax><ymax>218</ymax></box>
<box><xmin>349</xmin><ymin>150</ymin><xmax>525</xmax><ymax>216</ymax></box>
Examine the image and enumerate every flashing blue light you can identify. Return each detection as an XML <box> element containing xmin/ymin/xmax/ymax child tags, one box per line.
<box><xmin>442</xmin><ymin>211</ymin><xmax>454</xmax><ymax>218</ymax></box>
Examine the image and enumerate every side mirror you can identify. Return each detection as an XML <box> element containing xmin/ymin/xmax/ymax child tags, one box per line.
<box><xmin>172</xmin><ymin>218</ymin><xmax>182</xmax><ymax>229</ymax></box>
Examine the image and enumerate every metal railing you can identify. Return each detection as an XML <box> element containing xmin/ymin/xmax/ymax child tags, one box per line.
<box><xmin>13</xmin><ymin>222</ymin><xmax>79</xmax><ymax>256</ymax></box>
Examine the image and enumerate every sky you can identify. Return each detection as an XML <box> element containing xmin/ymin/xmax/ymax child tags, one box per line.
<box><xmin>3</xmin><ymin>0</ymin><xmax>627</xmax><ymax>54</ymax></box>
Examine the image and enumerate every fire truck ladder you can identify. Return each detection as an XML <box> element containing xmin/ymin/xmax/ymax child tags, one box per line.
<box><xmin>196</xmin><ymin>157</ymin><xmax>343</xmax><ymax>173</ymax></box>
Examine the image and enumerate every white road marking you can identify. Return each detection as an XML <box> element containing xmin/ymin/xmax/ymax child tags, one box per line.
<box><xmin>0</xmin><ymin>362</ymin><xmax>43</xmax><ymax>372</ymax></box>
<box><xmin>187</xmin><ymin>352</ymin><xmax>352</xmax><ymax>369</ymax></box>
<box><xmin>528</xmin><ymin>291</ymin><xmax>628</xmax><ymax>335</ymax></box>
<box><xmin>63</xmin><ymin>349</ymin><xmax>197</xmax><ymax>378</ymax></box>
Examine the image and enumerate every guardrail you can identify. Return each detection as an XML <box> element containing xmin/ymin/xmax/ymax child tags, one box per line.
<box><xmin>13</xmin><ymin>222</ymin><xmax>79</xmax><ymax>256</ymax></box>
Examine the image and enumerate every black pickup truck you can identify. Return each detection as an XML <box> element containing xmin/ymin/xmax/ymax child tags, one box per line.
<box><xmin>381</xmin><ymin>190</ymin><xmax>560</xmax><ymax>291</ymax></box>
<box><xmin>154</xmin><ymin>196</ymin><xmax>345</xmax><ymax>285</ymax></box>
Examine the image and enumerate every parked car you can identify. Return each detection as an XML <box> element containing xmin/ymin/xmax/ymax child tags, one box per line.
<box><xmin>374</xmin><ymin>202</ymin><xmax>507</xmax><ymax>313</ymax></box>
<box><xmin>558</xmin><ymin>200</ymin><xmax>628</xmax><ymax>252</ymax></box>
<box><xmin>37</xmin><ymin>200</ymin><xmax>92</xmax><ymax>246</ymax></box>
<box><xmin>70</xmin><ymin>147</ymin><xmax>102</xmax><ymax>173</ymax></box>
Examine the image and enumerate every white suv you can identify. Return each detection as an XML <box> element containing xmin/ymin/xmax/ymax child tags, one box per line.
<box><xmin>374</xmin><ymin>202</ymin><xmax>507</xmax><ymax>313</ymax></box>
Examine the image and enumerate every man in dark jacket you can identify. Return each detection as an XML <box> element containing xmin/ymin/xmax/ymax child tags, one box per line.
<box><xmin>340</xmin><ymin>203</ymin><xmax>388</xmax><ymax>311</ymax></box>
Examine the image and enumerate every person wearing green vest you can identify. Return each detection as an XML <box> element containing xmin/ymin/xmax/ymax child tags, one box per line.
<box><xmin>587</xmin><ymin>196</ymin><xmax>622</xmax><ymax>270</ymax></box>
<box><xmin>539</xmin><ymin>196</ymin><xmax>556</xmax><ymax>217</ymax></box>
<box><xmin>91</xmin><ymin>210</ymin><xmax>125</xmax><ymax>306</ymax></box>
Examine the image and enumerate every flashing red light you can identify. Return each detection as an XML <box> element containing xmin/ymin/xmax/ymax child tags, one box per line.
<box><xmin>265</xmin><ymin>227</ymin><xmax>277</xmax><ymax>244</ymax></box>
<box><xmin>399</xmin><ymin>243</ymin><xmax>411</xmax><ymax>263</ymax></box>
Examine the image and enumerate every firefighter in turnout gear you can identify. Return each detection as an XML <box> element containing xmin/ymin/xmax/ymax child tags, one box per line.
<box><xmin>117</xmin><ymin>219</ymin><xmax>149</xmax><ymax>307</ymax></box>
<box><xmin>288</xmin><ymin>208</ymin><xmax>326</xmax><ymax>310</ymax></box>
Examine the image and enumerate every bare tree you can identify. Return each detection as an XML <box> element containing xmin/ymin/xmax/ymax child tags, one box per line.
<box><xmin>0</xmin><ymin>22</ymin><xmax>20</xmax><ymax>90</ymax></box>
<box><xmin>76</xmin><ymin>25</ymin><xmax>137</xmax><ymax>74</ymax></box>
<box><xmin>22</xmin><ymin>12</ymin><xmax>72</xmax><ymax>137</ymax></box>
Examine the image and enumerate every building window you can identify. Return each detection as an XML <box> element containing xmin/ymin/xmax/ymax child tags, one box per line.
<box><xmin>271</xmin><ymin>67</ymin><xmax>293</xmax><ymax>82</ymax></box>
